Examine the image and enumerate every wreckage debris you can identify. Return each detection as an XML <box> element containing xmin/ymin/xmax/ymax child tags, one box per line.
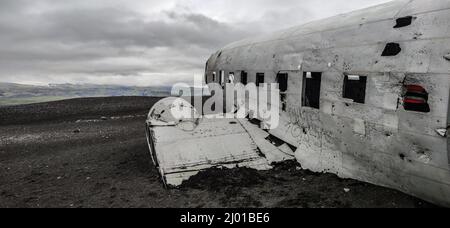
<box><xmin>145</xmin><ymin>97</ymin><xmax>295</xmax><ymax>187</ymax></box>
<box><xmin>436</xmin><ymin>129</ymin><xmax>448</xmax><ymax>137</ymax></box>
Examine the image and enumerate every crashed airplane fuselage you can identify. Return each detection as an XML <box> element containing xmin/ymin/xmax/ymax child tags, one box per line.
<box><xmin>148</xmin><ymin>0</ymin><xmax>450</xmax><ymax>206</ymax></box>
<box><xmin>205</xmin><ymin>0</ymin><xmax>450</xmax><ymax>206</ymax></box>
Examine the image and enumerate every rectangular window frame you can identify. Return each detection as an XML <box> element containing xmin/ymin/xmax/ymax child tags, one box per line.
<box><xmin>342</xmin><ymin>74</ymin><xmax>367</xmax><ymax>104</ymax></box>
<box><xmin>256</xmin><ymin>73</ymin><xmax>265</xmax><ymax>87</ymax></box>
<box><xmin>241</xmin><ymin>71</ymin><xmax>248</xmax><ymax>85</ymax></box>
<box><xmin>302</xmin><ymin>72</ymin><xmax>322</xmax><ymax>109</ymax></box>
<box><xmin>277</xmin><ymin>73</ymin><xmax>289</xmax><ymax>111</ymax></box>
<box><xmin>219</xmin><ymin>70</ymin><xmax>225</xmax><ymax>85</ymax></box>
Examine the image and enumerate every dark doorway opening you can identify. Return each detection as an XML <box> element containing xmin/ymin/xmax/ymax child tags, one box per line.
<box><xmin>241</xmin><ymin>71</ymin><xmax>248</xmax><ymax>85</ymax></box>
<box><xmin>302</xmin><ymin>72</ymin><xmax>322</xmax><ymax>109</ymax></box>
<box><xmin>256</xmin><ymin>73</ymin><xmax>265</xmax><ymax>87</ymax></box>
<box><xmin>343</xmin><ymin>75</ymin><xmax>367</xmax><ymax>104</ymax></box>
<box><xmin>277</xmin><ymin>73</ymin><xmax>288</xmax><ymax>111</ymax></box>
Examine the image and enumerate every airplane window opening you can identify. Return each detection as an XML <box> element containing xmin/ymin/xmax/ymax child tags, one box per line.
<box><xmin>256</xmin><ymin>73</ymin><xmax>265</xmax><ymax>87</ymax></box>
<box><xmin>403</xmin><ymin>85</ymin><xmax>430</xmax><ymax>113</ymax></box>
<box><xmin>394</xmin><ymin>16</ymin><xmax>414</xmax><ymax>28</ymax></box>
<box><xmin>343</xmin><ymin>75</ymin><xmax>367</xmax><ymax>104</ymax></box>
<box><xmin>277</xmin><ymin>73</ymin><xmax>288</xmax><ymax>111</ymax></box>
<box><xmin>241</xmin><ymin>71</ymin><xmax>248</xmax><ymax>85</ymax></box>
<box><xmin>219</xmin><ymin>71</ymin><xmax>225</xmax><ymax>85</ymax></box>
<box><xmin>382</xmin><ymin>43</ymin><xmax>402</xmax><ymax>56</ymax></box>
<box><xmin>229</xmin><ymin>72</ymin><xmax>235</xmax><ymax>83</ymax></box>
<box><xmin>302</xmin><ymin>72</ymin><xmax>322</xmax><ymax>109</ymax></box>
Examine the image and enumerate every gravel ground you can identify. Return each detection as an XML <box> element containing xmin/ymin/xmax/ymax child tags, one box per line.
<box><xmin>0</xmin><ymin>97</ymin><xmax>437</xmax><ymax>208</ymax></box>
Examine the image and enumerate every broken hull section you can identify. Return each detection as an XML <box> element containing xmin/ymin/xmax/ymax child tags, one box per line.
<box><xmin>146</xmin><ymin>98</ymin><xmax>294</xmax><ymax>187</ymax></box>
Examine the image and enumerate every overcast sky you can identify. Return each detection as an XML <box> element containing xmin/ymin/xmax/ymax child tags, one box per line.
<box><xmin>0</xmin><ymin>0</ymin><xmax>391</xmax><ymax>86</ymax></box>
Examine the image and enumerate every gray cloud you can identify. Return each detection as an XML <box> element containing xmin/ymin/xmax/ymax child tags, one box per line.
<box><xmin>0</xmin><ymin>0</ymin><xmax>391</xmax><ymax>86</ymax></box>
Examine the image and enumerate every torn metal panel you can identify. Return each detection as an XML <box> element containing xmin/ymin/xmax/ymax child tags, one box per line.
<box><xmin>148</xmin><ymin>120</ymin><xmax>269</xmax><ymax>186</ymax></box>
<box><xmin>238</xmin><ymin>118</ymin><xmax>295</xmax><ymax>163</ymax></box>
<box><xmin>436</xmin><ymin>129</ymin><xmax>448</xmax><ymax>137</ymax></box>
<box><xmin>146</xmin><ymin>98</ymin><xmax>294</xmax><ymax>187</ymax></box>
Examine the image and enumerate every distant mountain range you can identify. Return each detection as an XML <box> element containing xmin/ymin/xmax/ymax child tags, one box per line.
<box><xmin>0</xmin><ymin>82</ymin><xmax>173</xmax><ymax>106</ymax></box>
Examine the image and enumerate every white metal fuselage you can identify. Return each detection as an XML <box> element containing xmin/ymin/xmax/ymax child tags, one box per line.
<box><xmin>205</xmin><ymin>0</ymin><xmax>450</xmax><ymax>206</ymax></box>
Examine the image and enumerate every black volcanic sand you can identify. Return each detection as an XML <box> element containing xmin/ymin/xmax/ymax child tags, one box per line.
<box><xmin>0</xmin><ymin>97</ymin><xmax>437</xmax><ymax>208</ymax></box>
